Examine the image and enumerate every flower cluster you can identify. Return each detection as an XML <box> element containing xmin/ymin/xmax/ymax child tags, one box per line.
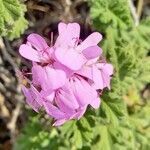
<box><xmin>19</xmin><ymin>23</ymin><xmax>113</xmax><ymax>126</ymax></box>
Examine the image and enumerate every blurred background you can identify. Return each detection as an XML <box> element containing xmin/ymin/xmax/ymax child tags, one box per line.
<box><xmin>0</xmin><ymin>0</ymin><xmax>150</xmax><ymax>150</ymax></box>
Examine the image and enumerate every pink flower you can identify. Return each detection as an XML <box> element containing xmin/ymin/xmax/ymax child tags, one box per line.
<box><xmin>21</xmin><ymin>74</ymin><xmax>100</xmax><ymax>126</ymax></box>
<box><xmin>54</xmin><ymin>23</ymin><xmax>102</xmax><ymax>70</ymax></box>
<box><xmin>32</xmin><ymin>63</ymin><xmax>67</xmax><ymax>91</ymax></box>
<box><xmin>19</xmin><ymin>33</ymin><xmax>54</xmax><ymax>63</ymax></box>
<box><xmin>18</xmin><ymin>22</ymin><xmax>113</xmax><ymax>126</ymax></box>
<box><xmin>43</xmin><ymin>76</ymin><xmax>100</xmax><ymax>126</ymax></box>
<box><xmin>77</xmin><ymin>59</ymin><xmax>113</xmax><ymax>90</ymax></box>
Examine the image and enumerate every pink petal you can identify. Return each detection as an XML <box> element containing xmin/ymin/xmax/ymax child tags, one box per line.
<box><xmin>22</xmin><ymin>85</ymin><xmax>41</xmax><ymax>112</ymax></box>
<box><xmin>82</xmin><ymin>46</ymin><xmax>102</xmax><ymax>59</ymax></box>
<box><xmin>55</xmin><ymin>23</ymin><xmax>80</xmax><ymax>48</ymax></box>
<box><xmin>78</xmin><ymin>64</ymin><xmax>111</xmax><ymax>90</ymax></box>
<box><xmin>86</xmin><ymin>57</ymin><xmax>99</xmax><ymax>65</ymax></box>
<box><xmin>92</xmin><ymin>65</ymin><xmax>104</xmax><ymax>90</ymax></box>
<box><xmin>53</xmin><ymin>119</ymin><xmax>67</xmax><ymax>126</ymax></box>
<box><xmin>72</xmin><ymin>106</ymin><xmax>87</xmax><ymax>120</ymax></box>
<box><xmin>32</xmin><ymin>63</ymin><xmax>43</xmax><ymax>85</ymax></box>
<box><xmin>67</xmin><ymin>23</ymin><xmax>80</xmax><ymax>47</ymax></box>
<box><xmin>103</xmin><ymin>74</ymin><xmax>111</xmax><ymax>89</ymax></box>
<box><xmin>55</xmin><ymin>47</ymin><xmax>86</xmax><ymax>70</ymax></box>
<box><xmin>100</xmin><ymin>63</ymin><xmax>114</xmax><ymax>76</ymax></box>
<box><xmin>43</xmin><ymin>101</ymin><xmax>66</xmax><ymax>120</ymax></box>
<box><xmin>76</xmin><ymin>66</ymin><xmax>93</xmax><ymax>81</ymax></box>
<box><xmin>77</xmin><ymin>32</ymin><xmax>102</xmax><ymax>51</ymax></box>
<box><xmin>90</xmin><ymin>97</ymin><xmax>101</xmax><ymax>109</ymax></box>
<box><xmin>40</xmin><ymin>90</ymin><xmax>55</xmax><ymax>102</ymax></box>
<box><xmin>55</xmin><ymin>97</ymin><xmax>76</xmax><ymax>114</ymax></box>
<box><xmin>97</xmin><ymin>63</ymin><xmax>114</xmax><ymax>89</ymax></box>
<box><xmin>19</xmin><ymin>44</ymin><xmax>41</xmax><ymax>62</ymax></box>
<box><xmin>56</xmin><ymin>83</ymin><xmax>79</xmax><ymax>111</ymax></box>
<box><xmin>30</xmin><ymin>85</ymin><xmax>43</xmax><ymax>106</ymax></box>
<box><xmin>58</xmin><ymin>22</ymin><xmax>67</xmax><ymax>34</ymax></box>
<box><xmin>53</xmin><ymin>62</ymin><xmax>73</xmax><ymax>78</ymax></box>
<box><xmin>27</xmin><ymin>33</ymin><xmax>48</xmax><ymax>51</ymax></box>
<box><xmin>41</xmin><ymin>66</ymin><xmax>67</xmax><ymax>90</ymax></box>
<box><xmin>71</xmin><ymin>77</ymin><xmax>98</xmax><ymax>106</ymax></box>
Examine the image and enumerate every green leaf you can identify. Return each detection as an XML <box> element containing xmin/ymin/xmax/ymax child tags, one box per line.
<box><xmin>78</xmin><ymin>117</ymin><xmax>92</xmax><ymax>132</ymax></box>
<box><xmin>7</xmin><ymin>13</ymin><xmax>28</xmax><ymax>40</ymax></box>
<box><xmin>92</xmin><ymin>125</ymin><xmax>112</xmax><ymax>150</ymax></box>
<box><xmin>71</xmin><ymin>128</ymin><xmax>83</xmax><ymax>149</ymax></box>
<box><xmin>90</xmin><ymin>0</ymin><xmax>133</xmax><ymax>31</ymax></box>
<box><xmin>0</xmin><ymin>0</ymin><xmax>28</xmax><ymax>39</ymax></box>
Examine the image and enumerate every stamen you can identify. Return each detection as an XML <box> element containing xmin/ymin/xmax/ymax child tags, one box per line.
<box><xmin>16</xmin><ymin>69</ymin><xmax>32</xmax><ymax>87</ymax></box>
<box><xmin>72</xmin><ymin>37</ymin><xmax>82</xmax><ymax>48</ymax></box>
<box><xmin>50</xmin><ymin>32</ymin><xmax>53</xmax><ymax>47</ymax></box>
<box><xmin>21</xmin><ymin>68</ymin><xmax>32</xmax><ymax>76</ymax></box>
<box><xmin>41</xmin><ymin>47</ymin><xmax>49</xmax><ymax>56</ymax></box>
<box><xmin>39</xmin><ymin>47</ymin><xmax>52</xmax><ymax>61</ymax></box>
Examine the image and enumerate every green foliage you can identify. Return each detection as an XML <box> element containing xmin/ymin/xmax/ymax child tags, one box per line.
<box><xmin>14</xmin><ymin>0</ymin><xmax>150</xmax><ymax>149</ymax></box>
<box><xmin>14</xmin><ymin>115</ymin><xmax>95</xmax><ymax>150</ymax></box>
<box><xmin>89</xmin><ymin>0</ymin><xmax>150</xmax><ymax>149</ymax></box>
<box><xmin>0</xmin><ymin>0</ymin><xmax>28</xmax><ymax>40</ymax></box>
<box><xmin>14</xmin><ymin>116</ymin><xmax>60</xmax><ymax>150</ymax></box>
<box><xmin>90</xmin><ymin>0</ymin><xmax>133</xmax><ymax>31</ymax></box>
